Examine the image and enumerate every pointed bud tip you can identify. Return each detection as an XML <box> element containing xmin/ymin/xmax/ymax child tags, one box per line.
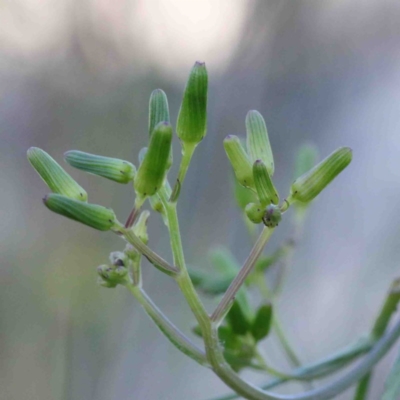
<box><xmin>195</xmin><ymin>61</ymin><xmax>205</xmax><ymax>67</ymax></box>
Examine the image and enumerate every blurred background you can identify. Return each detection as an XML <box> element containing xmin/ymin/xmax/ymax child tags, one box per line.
<box><xmin>2</xmin><ymin>0</ymin><xmax>400</xmax><ymax>399</ymax></box>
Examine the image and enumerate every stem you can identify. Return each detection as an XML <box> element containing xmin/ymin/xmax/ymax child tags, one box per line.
<box><xmin>353</xmin><ymin>278</ymin><xmax>400</xmax><ymax>399</ymax></box>
<box><xmin>169</xmin><ymin>142</ymin><xmax>197</xmax><ymax>202</ymax></box>
<box><xmin>211</xmin><ymin>227</ymin><xmax>274</xmax><ymax>324</ymax></box>
<box><xmin>125</xmin><ymin>283</ymin><xmax>208</xmax><ymax>367</ymax></box>
<box><xmin>116</xmin><ymin>226</ymin><xmax>179</xmax><ymax>275</ymax></box>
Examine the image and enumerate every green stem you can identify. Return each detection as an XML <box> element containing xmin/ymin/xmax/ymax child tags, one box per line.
<box><xmin>125</xmin><ymin>283</ymin><xmax>208</xmax><ymax>367</ymax></box>
<box><xmin>211</xmin><ymin>227</ymin><xmax>274</xmax><ymax>325</ymax></box>
<box><xmin>353</xmin><ymin>278</ymin><xmax>400</xmax><ymax>399</ymax></box>
<box><xmin>170</xmin><ymin>142</ymin><xmax>197</xmax><ymax>202</ymax></box>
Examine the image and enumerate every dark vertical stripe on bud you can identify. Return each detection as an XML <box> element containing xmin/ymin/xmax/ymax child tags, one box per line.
<box><xmin>64</xmin><ymin>151</ymin><xmax>136</xmax><ymax>184</ymax></box>
<box><xmin>43</xmin><ymin>194</ymin><xmax>116</xmax><ymax>231</ymax></box>
<box><xmin>223</xmin><ymin>135</ymin><xmax>254</xmax><ymax>189</ymax></box>
<box><xmin>27</xmin><ymin>147</ymin><xmax>87</xmax><ymax>201</ymax></box>
<box><xmin>290</xmin><ymin>147</ymin><xmax>352</xmax><ymax>203</ymax></box>
<box><xmin>253</xmin><ymin>160</ymin><xmax>279</xmax><ymax>206</ymax></box>
<box><xmin>176</xmin><ymin>61</ymin><xmax>208</xmax><ymax>144</ymax></box>
<box><xmin>246</xmin><ymin>110</ymin><xmax>274</xmax><ymax>176</ymax></box>
<box><xmin>134</xmin><ymin>122</ymin><xmax>172</xmax><ymax>197</ymax></box>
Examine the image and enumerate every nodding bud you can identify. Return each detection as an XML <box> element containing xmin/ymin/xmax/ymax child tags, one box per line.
<box><xmin>245</xmin><ymin>202</ymin><xmax>265</xmax><ymax>224</ymax></box>
<box><xmin>262</xmin><ymin>204</ymin><xmax>282</xmax><ymax>228</ymax></box>
<box><xmin>251</xmin><ymin>303</ymin><xmax>273</xmax><ymax>342</ymax></box>
<box><xmin>43</xmin><ymin>193</ymin><xmax>117</xmax><ymax>231</ymax></box>
<box><xmin>134</xmin><ymin>122</ymin><xmax>173</xmax><ymax>198</ymax></box>
<box><xmin>294</xmin><ymin>144</ymin><xmax>319</xmax><ymax>180</ymax></box>
<box><xmin>246</xmin><ymin>110</ymin><xmax>274</xmax><ymax>176</ymax></box>
<box><xmin>253</xmin><ymin>160</ymin><xmax>279</xmax><ymax>206</ymax></box>
<box><xmin>224</xmin><ymin>135</ymin><xmax>254</xmax><ymax>189</ymax></box>
<box><xmin>176</xmin><ymin>61</ymin><xmax>208</xmax><ymax>145</ymax></box>
<box><xmin>27</xmin><ymin>147</ymin><xmax>87</xmax><ymax>201</ymax></box>
<box><xmin>64</xmin><ymin>150</ymin><xmax>136</xmax><ymax>184</ymax></box>
<box><xmin>97</xmin><ymin>264</ymin><xmax>128</xmax><ymax>288</ymax></box>
<box><xmin>290</xmin><ymin>147</ymin><xmax>352</xmax><ymax>203</ymax></box>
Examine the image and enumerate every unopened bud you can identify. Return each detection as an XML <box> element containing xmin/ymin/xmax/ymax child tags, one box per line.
<box><xmin>251</xmin><ymin>303</ymin><xmax>273</xmax><ymax>342</ymax></box>
<box><xmin>253</xmin><ymin>160</ymin><xmax>279</xmax><ymax>206</ymax></box>
<box><xmin>224</xmin><ymin>135</ymin><xmax>254</xmax><ymax>189</ymax></box>
<box><xmin>64</xmin><ymin>150</ymin><xmax>135</xmax><ymax>184</ymax></box>
<box><xmin>290</xmin><ymin>147</ymin><xmax>352</xmax><ymax>203</ymax></box>
<box><xmin>176</xmin><ymin>61</ymin><xmax>208</xmax><ymax>145</ymax></box>
<box><xmin>43</xmin><ymin>193</ymin><xmax>117</xmax><ymax>231</ymax></box>
<box><xmin>262</xmin><ymin>204</ymin><xmax>281</xmax><ymax>228</ymax></box>
<box><xmin>97</xmin><ymin>264</ymin><xmax>128</xmax><ymax>288</ymax></box>
<box><xmin>27</xmin><ymin>147</ymin><xmax>87</xmax><ymax>201</ymax></box>
<box><xmin>245</xmin><ymin>202</ymin><xmax>264</xmax><ymax>224</ymax></box>
<box><xmin>246</xmin><ymin>110</ymin><xmax>274</xmax><ymax>176</ymax></box>
<box><xmin>134</xmin><ymin>122</ymin><xmax>172</xmax><ymax>198</ymax></box>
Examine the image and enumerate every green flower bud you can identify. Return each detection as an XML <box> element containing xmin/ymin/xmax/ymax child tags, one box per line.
<box><xmin>149</xmin><ymin>89</ymin><xmax>173</xmax><ymax>169</ymax></box>
<box><xmin>43</xmin><ymin>193</ymin><xmax>117</xmax><ymax>231</ymax></box>
<box><xmin>294</xmin><ymin>143</ymin><xmax>319</xmax><ymax>179</ymax></box>
<box><xmin>245</xmin><ymin>202</ymin><xmax>264</xmax><ymax>224</ymax></box>
<box><xmin>149</xmin><ymin>89</ymin><xmax>170</xmax><ymax>136</ymax></box>
<box><xmin>246</xmin><ymin>110</ymin><xmax>274</xmax><ymax>176</ymax></box>
<box><xmin>253</xmin><ymin>160</ymin><xmax>279</xmax><ymax>206</ymax></box>
<box><xmin>176</xmin><ymin>61</ymin><xmax>208</xmax><ymax>145</ymax></box>
<box><xmin>97</xmin><ymin>264</ymin><xmax>128</xmax><ymax>288</ymax></box>
<box><xmin>224</xmin><ymin>135</ymin><xmax>254</xmax><ymax>188</ymax></box>
<box><xmin>251</xmin><ymin>303</ymin><xmax>273</xmax><ymax>342</ymax></box>
<box><xmin>262</xmin><ymin>204</ymin><xmax>282</xmax><ymax>228</ymax></box>
<box><xmin>134</xmin><ymin>122</ymin><xmax>173</xmax><ymax>198</ymax></box>
<box><xmin>290</xmin><ymin>147</ymin><xmax>352</xmax><ymax>203</ymax></box>
<box><xmin>27</xmin><ymin>147</ymin><xmax>87</xmax><ymax>201</ymax></box>
<box><xmin>64</xmin><ymin>150</ymin><xmax>136</xmax><ymax>184</ymax></box>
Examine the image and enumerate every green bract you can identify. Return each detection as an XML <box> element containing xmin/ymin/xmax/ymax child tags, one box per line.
<box><xmin>64</xmin><ymin>150</ymin><xmax>136</xmax><ymax>184</ymax></box>
<box><xmin>246</xmin><ymin>110</ymin><xmax>274</xmax><ymax>176</ymax></box>
<box><xmin>27</xmin><ymin>147</ymin><xmax>87</xmax><ymax>201</ymax></box>
<box><xmin>224</xmin><ymin>135</ymin><xmax>254</xmax><ymax>189</ymax></box>
<box><xmin>253</xmin><ymin>159</ymin><xmax>279</xmax><ymax>206</ymax></box>
<box><xmin>176</xmin><ymin>61</ymin><xmax>208</xmax><ymax>145</ymax></box>
<box><xmin>134</xmin><ymin>122</ymin><xmax>172</xmax><ymax>198</ymax></box>
<box><xmin>290</xmin><ymin>147</ymin><xmax>352</xmax><ymax>203</ymax></box>
<box><xmin>43</xmin><ymin>193</ymin><xmax>116</xmax><ymax>231</ymax></box>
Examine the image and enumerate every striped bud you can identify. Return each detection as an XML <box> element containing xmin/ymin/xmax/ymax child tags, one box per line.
<box><xmin>246</xmin><ymin>110</ymin><xmax>274</xmax><ymax>176</ymax></box>
<box><xmin>134</xmin><ymin>122</ymin><xmax>172</xmax><ymax>198</ymax></box>
<box><xmin>27</xmin><ymin>147</ymin><xmax>87</xmax><ymax>201</ymax></box>
<box><xmin>43</xmin><ymin>193</ymin><xmax>117</xmax><ymax>231</ymax></box>
<box><xmin>245</xmin><ymin>202</ymin><xmax>264</xmax><ymax>224</ymax></box>
<box><xmin>64</xmin><ymin>150</ymin><xmax>136</xmax><ymax>184</ymax></box>
<box><xmin>224</xmin><ymin>135</ymin><xmax>254</xmax><ymax>188</ymax></box>
<box><xmin>251</xmin><ymin>303</ymin><xmax>273</xmax><ymax>342</ymax></box>
<box><xmin>262</xmin><ymin>204</ymin><xmax>281</xmax><ymax>228</ymax></box>
<box><xmin>290</xmin><ymin>147</ymin><xmax>352</xmax><ymax>203</ymax></box>
<box><xmin>253</xmin><ymin>160</ymin><xmax>279</xmax><ymax>206</ymax></box>
<box><xmin>176</xmin><ymin>61</ymin><xmax>208</xmax><ymax>145</ymax></box>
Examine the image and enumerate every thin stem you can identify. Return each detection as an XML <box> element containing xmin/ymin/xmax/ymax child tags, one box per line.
<box><xmin>125</xmin><ymin>283</ymin><xmax>208</xmax><ymax>367</ymax></box>
<box><xmin>211</xmin><ymin>227</ymin><xmax>274</xmax><ymax>324</ymax></box>
<box><xmin>116</xmin><ymin>226</ymin><xmax>179</xmax><ymax>275</ymax></box>
<box><xmin>169</xmin><ymin>142</ymin><xmax>197</xmax><ymax>202</ymax></box>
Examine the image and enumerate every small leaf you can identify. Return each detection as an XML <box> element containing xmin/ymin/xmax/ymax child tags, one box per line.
<box><xmin>227</xmin><ymin>299</ymin><xmax>251</xmax><ymax>335</ymax></box>
<box><xmin>251</xmin><ymin>303</ymin><xmax>273</xmax><ymax>342</ymax></box>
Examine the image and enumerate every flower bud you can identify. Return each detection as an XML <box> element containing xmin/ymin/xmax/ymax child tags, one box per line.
<box><xmin>134</xmin><ymin>122</ymin><xmax>173</xmax><ymax>198</ymax></box>
<box><xmin>224</xmin><ymin>135</ymin><xmax>254</xmax><ymax>188</ymax></box>
<box><xmin>251</xmin><ymin>303</ymin><xmax>273</xmax><ymax>342</ymax></box>
<box><xmin>64</xmin><ymin>150</ymin><xmax>136</xmax><ymax>184</ymax></box>
<box><xmin>97</xmin><ymin>264</ymin><xmax>128</xmax><ymax>288</ymax></box>
<box><xmin>27</xmin><ymin>147</ymin><xmax>87</xmax><ymax>201</ymax></box>
<box><xmin>43</xmin><ymin>193</ymin><xmax>117</xmax><ymax>231</ymax></box>
<box><xmin>253</xmin><ymin>160</ymin><xmax>279</xmax><ymax>206</ymax></box>
<box><xmin>246</xmin><ymin>110</ymin><xmax>274</xmax><ymax>176</ymax></box>
<box><xmin>262</xmin><ymin>204</ymin><xmax>282</xmax><ymax>228</ymax></box>
<box><xmin>176</xmin><ymin>61</ymin><xmax>208</xmax><ymax>145</ymax></box>
<box><xmin>245</xmin><ymin>202</ymin><xmax>264</xmax><ymax>224</ymax></box>
<box><xmin>290</xmin><ymin>147</ymin><xmax>352</xmax><ymax>203</ymax></box>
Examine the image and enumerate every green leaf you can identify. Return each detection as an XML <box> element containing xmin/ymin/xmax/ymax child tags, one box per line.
<box><xmin>251</xmin><ymin>303</ymin><xmax>273</xmax><ymax>342</ymax></box>
<box><xmin>227</xmin><ymin>299</ymin><xmax>251</xmax><ymax>335</ymax></box>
